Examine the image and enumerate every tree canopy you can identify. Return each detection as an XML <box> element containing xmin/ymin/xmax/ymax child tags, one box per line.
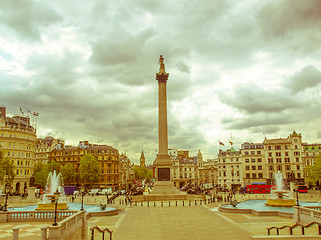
<box><xmin>306</xmin><ymin>154</ymin><xmax>321</xmax><ymax>185</ymax></box>
<box><xmin>134</xmin><ymin>166</ymin><xmax>149</xmax><ymax>179</ymax></box>
<box><xmin>79</xmin><ymin>154</ymin><xmax>100</xmax><ymax>186</ymax></box>
<box><xmin>0</xmin><ymin>150</ymin><xmax>15</xmax><ymax>184</ymax></box>
<box><xmin>34</xmin><ymin>161</ymin><xmax>60</xmax><ymax>188</ymax></box>
<box><xmin>61</xmin><ymin>163</ymin><xmax>76</xmax><ymax>184</ymax></box>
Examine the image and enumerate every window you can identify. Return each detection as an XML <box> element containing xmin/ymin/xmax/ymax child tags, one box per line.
<box><xmin>296</xmin><ymin>158</ymin><xmax>300</xmax><ymax>162</ymax></box>
<box><xmin>246</xmin><ymin>166</ymin><xmax>250</xmax><ymax>170</ymax></box>
<box><xmin>268</xmin><ymin>146</ymin><xmax>271</xmax><ymax>150</ymax></box>
<box><xmin>285</xmin><ymin>158</ymin><xmax>290</xmax><ymax>163</ymax></box>
<box><xmin>251</xmin><ymin>151</ymin><xmax>255</xmax><ymax>155</ymax></box>
<box><xmin>251</xmin><ymin>158</ymin><xmax>255</xmax><ymax>163</ymax></box>
<box><xmin>252</xmin><ymin>173</ymin><xmax>256</xmax><ymax>178</ymax></box>
<box><xmin>246</xmin><ymin>173</ymin><xmax>250</xmax><ymax>178</ymax></box>
<box><xmin>269</xmin><ymin>166</ymin><xmax>274</xmax><ymax>171</ymax></box>
<box><xmin>258</xmin><ymin>173</ymin><xmax>263</xmax><ymax>178</ymax></box>
<box><xmin>258</xmin><ymin>165</ymin><xmax>262</xmax><ymax>170</ymax></box>
<box><xmin>245</xmin><ymin>159</ymin><xmax>249</xmax><ymax>163</ymax></box>
<box><xmin>268</xmin><ymin>158</ymin><xmax>273</xmax><ymax>163</ymax></box>
<box><xmin>223</xmin><ymin>172</ymin><xmax>226</xmax><ymax>177</ymax></box>
<box><xmin>285</xmin><ymin>152</ymin><xmax>289</xmax><ymax>156</ymax></box>
<box><xmin>245</xmin><ymin>151</ymin><xmax>249</xmax><ymax>155</ymax></box>
<box><xmin>285</xmin><ymin>145</ymin><xmax>288</xmax><ymax>149</ymax></box>
<box><xmin>297</xmin><ymin>165</ymin><xmax>300</xmax><ymax>170</ymax></box>
<box><xmin>277</xmin><ymin>165</ymin><xmax>282</xmax><ymax>171</ymax></box>
<box><xmin>269</xmin><ymin>152</ymin><xmax>272</xmax><ymax>157</ymax></box>
<box><xmin>257</xmin><ymin>151</ymin><xmax>261</xmax><ymax>154</ymax></box>
<box><xmin>257</xmin><ymin>158</ymin><xmax>262</xmax><ymax>162</ymax></box>
<box><xmin>286</xmin><ymin>165</ymin><xmax>291</xmax><ymax>170</ymax></box>
<box><xmin>276</xmin><ymin>152</ymin><xmax>281</xmax><ymax>157</ymax></box>
<box><xmin>252</xmin><ymin>166</ymin><xmax>256</xmax><ymax>170</ymax></box>
<box><xmin>275</xmin><ymin>145</ymin><xmax>281</xmax><ymax>150</ymax></box>
<box><xmin>295</xmin><ymin>145</ymin><xmax>298</xmax><ymax>149</ymax></box>
<box><xmin>276</xmin><ymin>158</ymin><xmax>282</xmax><ymax>163</ymax></box>
<box><xmin>297</xmin><ymin>173</ymin><xmax>301</xmax><ymax>178</ymax></box>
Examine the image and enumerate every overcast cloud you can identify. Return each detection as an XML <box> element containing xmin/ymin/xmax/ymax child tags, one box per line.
<box><xmin>1</xmin><ymin>0</ymin><xmax>321</xmax><ymax>164</ymax></box>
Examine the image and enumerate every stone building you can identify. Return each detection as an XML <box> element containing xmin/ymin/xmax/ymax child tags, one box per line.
<box><xmin>263</xmin><ymin>131</ymin><xmax>304</xmax><ymax>185</ymax></box>
<box><xmin>140</xmin><ymin>150</ymin><xmax>145</xmax><ymax>167</ymax></box>
<box><xmin>0</xmin><ymin>106</ymin><xmax>36</xmax><ymax>194</ymax></box>
<box><xmin>49</xmin><ymin>141</ymin><xmax>120</xmax><ymax>189</ymax></box>
<box><xmin>302</xmin><ymin>143</ymin><xmax>321</xmax><ymax>180</ymax></box>
<box><xmin>240</xmin><ymin>142</ymin><xmax>265</xmax><ymax>186</ymax></box>
<box><xmin>217</xmin><ymin>148</ymin><xmax>242</xmax><ymax>190</ymax></box>
<box><xmin>35</xmin><ymin>136</ymin><xmax>65</xmax><ymax>164</ymax></box>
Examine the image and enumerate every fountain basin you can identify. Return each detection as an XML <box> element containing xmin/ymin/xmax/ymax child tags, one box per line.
<box><xmin>265</xmin><ymin>198</ymin><xmax>296</xmax><ymax>207</ymax></box>
<box><xmin>36</xmin><ymin>202</ymin><xmax>69</xmax><ymax>210</ymax></box>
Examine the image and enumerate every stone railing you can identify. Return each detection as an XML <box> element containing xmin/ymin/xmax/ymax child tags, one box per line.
<box><xmin>0</xmin><ymin>210</ymin><xmax>77</xmax><ymax>223</ymax></box>
<box><xmin>294</xmin><ymin>206</ymin><xmax>321</xmax><ymax>224</ymax></box>
<box><xmin>43</xmin><ymin>210</ymin><xmax>87</xmax><ymax>240</ymax></box>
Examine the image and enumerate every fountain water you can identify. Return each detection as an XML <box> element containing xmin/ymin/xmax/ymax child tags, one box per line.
<box><xmin>265</xmin><ymin>171</ymin><xmax>296</xmax><ymax>207</ymax></box>
<box><xmin>36</xmin><ymin>171</ymin><xmax>69</xmax><ymax>210</ymax></box>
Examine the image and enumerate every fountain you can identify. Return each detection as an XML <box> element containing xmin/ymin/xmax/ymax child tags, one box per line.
<box><xmin>265</xmin><ymin>171</ymin><xmax>296</xmax><ymax>207</ymax></box>
<box><xmin>36</xmin><ymin>171</ymin><xmax>69</xmax><ymax>210</ymax></box>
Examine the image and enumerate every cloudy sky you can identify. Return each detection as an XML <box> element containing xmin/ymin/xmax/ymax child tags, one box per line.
<box><xmin>1</xmin><ymin>0</ymin><xmax>321</xmax><ymax>164</ymax></box>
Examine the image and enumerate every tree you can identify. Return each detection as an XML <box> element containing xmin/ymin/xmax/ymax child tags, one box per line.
<box><xmin>134</xmin><ymin>166</ymin><xmax>148</xmax><ymax>179</ymax></box>
<box><xmin>61</xmin><ymin>163</ymin><xmax>76</xmax><ymax>185</ymax></box>
<box><xmin>34</xmin><ymin>161</ymin><xmax>61</xmax><ymax>188</ymax></box>
<box><xmin>145</xmin><ymin>170</ymin><xmax>153</xmax><ymax>180</ymax></box>
<box><xmin>79</xmin><ymin>154</ymin><xmax>100</xmax><ymax>187</ymax></box>
<box><xmin>0</xmin><ymin>150</ymin><xmax>15</xmax><ymax>184</ymax></box>
<box><xmin>306</xmin><ymin>155</ymin><xmax>321</xmax><ymax>186</ymax></box>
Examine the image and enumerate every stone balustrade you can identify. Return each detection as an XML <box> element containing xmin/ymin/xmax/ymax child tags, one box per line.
<box><xmin>0</xmin><ymin>210</ymin><xmax>78</xmax><ymax>223</ymax></box>
<box><xmin>294</xmin><ymin>206</ymin><xmax>321</xmax><ymax>224</ymax></box>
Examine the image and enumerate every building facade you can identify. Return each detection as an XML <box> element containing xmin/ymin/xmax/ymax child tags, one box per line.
<box><xmin>241</xmin><ymin>142</ymin><xmax>265</xmax><ymax>186</ymax></box>
<box><xmin>36</xmin><ymin>136</ymin><xmax>65</xmax><ymax>165</ymax></box>
<box><xmin>217</xmin><ymin>148</ymin><xmax>243</xmax><ymax>190</ymax></box>
<box><xmin>49</xmin><ymin>141</ymin><xmax>120</xmax><ymax>189</ymax></box>
<box><xmin>0</xmin><ymin>106</ymin><xmax>36</xmax><ymax>194</ymax></box>
<box><xmin>263</xmin><ymin>131</ymin><xmax>304</xmax><ymax>186</ymax></box>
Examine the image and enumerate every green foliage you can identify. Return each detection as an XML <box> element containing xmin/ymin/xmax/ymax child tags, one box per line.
<box><xmin>134</xmin><ymin>166</ymin><xmax>148</xmax><ymax>179</ymax></box>
<box><xmin>79</xmin><ymin>154</ymin><xmax>100</xmax><ymax>186</ymax></box>
<box><xmin>0</xmin><ymin>150</ymin><xmax>15</xmax><ymax>184</ymax></box>
<box><xmin>34</xmin><ymin>161</ymin><xmax>60</xmax><ymax>188</ymax></box>
<box><xmin>145</xmin><ymin>169</ymin><xmax>153</xmax><ymax>180</ymax></box>
<box><xmin>306</xmin><ymin>155</ymin><xmax>321</xmax><ymax>185</ymax></box>
<box><xmin>61</xmin><ymin>163</ymin><xmax>76</xmax><ymax>184</ymax></box>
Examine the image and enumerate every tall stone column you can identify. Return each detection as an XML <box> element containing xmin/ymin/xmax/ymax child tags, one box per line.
<box><xmin>154</xmin><ymin>55</ymin><xmax>171</xmax><ymax>181</ymax></box>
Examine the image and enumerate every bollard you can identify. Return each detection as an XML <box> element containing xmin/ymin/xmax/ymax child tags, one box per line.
<box><xmin>183</xmin><ymin>201</ymin><xmax>184</xmax><ymax>206</ymax></box>
<box><xmin>195</xmin><ymin>200</ymin><xmax>197</xmax><ymax>205</ymax></box>
<box><xmin>154</xmin><ymin>201</ymin><xmax>156</xmax><ymax>207</ymax></box>
<box><xmin>189</xmin><ymin>200</ymin><xmax>191</xmax><ymax>206</ymax></box>
<box><xmin>161</xmin><ymin>201</ymin><xmax>163</xmax><ymax>207</ymax></box>
<box><xmin>176</xmin><ymin>201</ymin><xmax>177</xmax><ymax>206</ymax></box>
<box><xmin>135</xmin><ymin>201</ymin><xmax>137</xmax><ymax>206</ymax></box>
<box><xmin>147</xmin><ymin>201</ymin><xmax>149</xmax><ymax>207</ymax></box>
<box><xmin>169</xmin><ymin>201</ymin><xmax>170</xmax><ymax>207</ymax></box>
<box><xmin>141</xmin><ymin>201</ymin><xmax>143</xmax><ymax>206</ymax></box>
<box><xmin>12</xmin><ymin>227</ymin><xmax>20</xmax><ymax>240</ymax></box>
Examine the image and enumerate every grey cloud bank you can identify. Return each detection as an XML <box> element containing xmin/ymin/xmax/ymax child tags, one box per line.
<box><xmin>0</xmin><ymin>0</ymin><xmax>321</xmax><ymax>163</ymax></box>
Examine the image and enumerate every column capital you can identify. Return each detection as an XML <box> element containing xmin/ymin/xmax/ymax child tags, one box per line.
<box><xmin>156</xmin><ymin>73</ymin><xmax>169</xmax><ymax>83</ymax></box>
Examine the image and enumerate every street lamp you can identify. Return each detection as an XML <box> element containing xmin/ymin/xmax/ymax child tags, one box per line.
<box><xmin>52</xmin><ymin>189</ymin><xmax>60</xmax><ymax>226</ymax></box>
<box><xmin>295</xmin><ymin>189</ymin><xmax>300</xmax><ymax>206</ymax></box>
<box><xmin>3</xmin><ymin>183</ymin><xmax>11</xmax><ymax>212</ymax></box>
<box><xmin>80</xmin><ymin>185</ymin><xmax>85</xmax><ymax>211</ymax></box>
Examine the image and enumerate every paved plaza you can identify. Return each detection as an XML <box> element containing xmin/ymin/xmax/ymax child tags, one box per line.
<box><xmin>1</xmin><ymin>192</ymin><xmax>321</xmax><ymax>239</ymax></box>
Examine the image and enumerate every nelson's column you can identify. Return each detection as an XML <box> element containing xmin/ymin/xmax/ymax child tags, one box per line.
<box><xmin>154</xmin><ymin>55</ymin><xmax>171</xmax><ymax>181</ymax></box>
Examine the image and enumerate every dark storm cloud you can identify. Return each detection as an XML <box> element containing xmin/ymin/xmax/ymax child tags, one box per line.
<box><xmin>218</xmin><ymin>84</ymin><xmax>300</xmax><ymax>114</ymax></box>
<box><xmin>256</xmin><ymin>0</ymin><xmax>321</xmax><ymax>40</ymax></box>
<box><xmin>0</xmin><ymin>0</ymin><xmax>61</xmax><ymax>40</ymax></box>
<box><xmin>221</xmin><ymin>113</ymin><xmax>295</xmax><ymax>130</ymax></box>
<box><xmin>284</xmin><ymin>65</ymin><xmax>321</xmax><ymax>93</ymax></box>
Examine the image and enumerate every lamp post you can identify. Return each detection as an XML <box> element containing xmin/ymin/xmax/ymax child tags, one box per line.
<box><xmin>3</xmin><ymin>183</ymin><xmax>11</xmax><ymax>212</ymax></box>
<box><xmin>295</xmin><ymin>189</ymin><xmax>300</xmax><ymax>206</ymax></box>
<box><xmin>52</xmin><ymin>189</ymin><xmax>60</xmax><ymax>226</ymax></box>
<box><xmin>80</xmin><ymin>185</ymin><xmax>85</xmax><ymax>211</ymax></box>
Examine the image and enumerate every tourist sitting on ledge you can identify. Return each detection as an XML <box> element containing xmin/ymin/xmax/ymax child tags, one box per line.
<box><xmin>230</xmin><ymin>200</ymin><xmax>239</xmax><ymax>207</ymax></box>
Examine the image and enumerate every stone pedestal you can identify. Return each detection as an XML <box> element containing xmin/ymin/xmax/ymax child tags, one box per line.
<box><xmin>143</xmin><ymin>181</ymin><xmax>187</xmax><ymax>201</ymax></box>
<box><xmin>27</xmin><ymin>187</ymin><xmax>37</xmax><ymax>203</ymax></box>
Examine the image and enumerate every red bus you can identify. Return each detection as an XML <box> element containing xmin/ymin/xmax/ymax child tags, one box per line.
<box><xmin>297</xmin><ymin>185</ymin><xmax>308</xmax><ymax>193</ymax></box>
<box><xmin>246</xmin><ymin>185</ymin><xmax>273</xmax><ymax>194</ymax></box>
